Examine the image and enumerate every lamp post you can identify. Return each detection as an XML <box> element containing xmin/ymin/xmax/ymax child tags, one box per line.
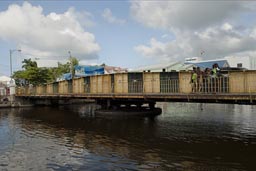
<box><xmin>68</xmin><ymin>51</ymin><xmax>73</xmax><ymax>79</ymax></box>
<box><xmin>9</xmin><ymin>49</ymin><xmax>21</xmax><ymax>104</ymax></box>
<box><xmin>10</xmin><ymin>49</ymin><xmax>21</xmax><ymax>77</ymax></box>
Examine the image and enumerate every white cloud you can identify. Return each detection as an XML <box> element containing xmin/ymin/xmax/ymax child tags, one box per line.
<box><xmin>221</xmin><ymin>23</ymin><xmax>233</xmax><ymax>31</ymax></box>
<box><xmin>161</xmin><ymin>34</ymin><xmax>169</xmax><ymax>39</ymax></box>
<box><xmin>131</xmin><ymin>1</ymin><xmax>247</xmax><ymax>31</ymax></box>
<box><xmin>135</xmin><ymin>25</ymin><xmax>256</xmax><ymax>62</ymax></box>
<box><xmin>0</xmin><ymin>2</ymin><xmax>100</xmax><ymax>66</ymax></box>
<box><xmin>135</xmin><ymin>38</ymin><xmax>165</xmax><ymax>58</ymax></box>
<box><xmin>131</xmin><ymin>1</ymin><xmax>256</xmax><ymax>63</ymax></box>
<box><xmin>102</xmin><ymin>8</ymin><xmax>126</xmax><ymax>24</ymax></box>
<box><xmin>134</xmin><ymin>36</ymin><xmax>192</xmax><ymax>63</ymax></box>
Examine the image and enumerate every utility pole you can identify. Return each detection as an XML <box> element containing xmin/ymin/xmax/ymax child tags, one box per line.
<box><xmin>9</xmin><ymin>49</ymin><xmax>21</xmax><ymax>103</ymax></box>
<box><xmin>10</xmin><ymin>49</ymin><xmax>21</xmax><ymax>77</ymax></box>
<box><xmin>68</xmin><ymin>51</ymin><xmax>73</xmax><ymax>79</ymax></box>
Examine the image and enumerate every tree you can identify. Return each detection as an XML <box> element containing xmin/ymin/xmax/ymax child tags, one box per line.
<box><xmin>13</xmin><ymin>59</ymin><xmax>49</xmax><ymax>86</ymax></box>
<box><xmin>69</xmin><ymin>57</ymin><xmax>79</xmax><ymax>78</ymax></box>
<box><xmin>22</xmin><ymin>58</ymin><xmax>38</xmax><ymax>69</ymax></box>
<box><xmin>13</xmin><ymin>57</ymin><xmax>80</xmax><ymax>85</ymax></box>
<box><xmin>70</xmin><ymin>57</ymin><xmax>79</xmax><ymax>66</ymax></box>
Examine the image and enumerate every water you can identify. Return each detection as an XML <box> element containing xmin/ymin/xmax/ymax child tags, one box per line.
<box><xmin>0</xmin><ymin>103</ymin><xmax>256</xmax><ymax>171</ymax></box>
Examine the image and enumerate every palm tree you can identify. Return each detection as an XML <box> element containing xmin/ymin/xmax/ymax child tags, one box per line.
<box><xmin>22</xmin><ymin>58</ymin><xmax>37</xmax><ymax>70</ymax></box>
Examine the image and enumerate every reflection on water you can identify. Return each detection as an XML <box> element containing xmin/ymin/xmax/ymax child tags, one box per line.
<box><xmin>0</xmin><ymin>103</ymin><xmax>256</xmax><ymax>171</ymax></box>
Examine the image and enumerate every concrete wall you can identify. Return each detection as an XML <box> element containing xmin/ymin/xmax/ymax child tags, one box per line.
<box><xmin>229</xmin><ymin>71</ymin><xmax>256</xmax><ymax>93</ymax></box>
<box><xmin>179</xmin><ymin>71</ymin><xmax>192</xmax><ymax>93</ymax></box>
<box><xmin>114</xmin><ymin>73</ymin><xmax>128</xmax><ymax>94</ymax></box>
<box><xmin>143</xmin><ymin>72</ymin><xmax>160</xmax><ymax>93</ymax></box>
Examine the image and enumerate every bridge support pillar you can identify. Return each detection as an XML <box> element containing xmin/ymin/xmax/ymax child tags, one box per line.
<box><xmin>149</xmin><ymin>102</ymin><xmax>156</xmax><ymax>109</ymax></box>
<box><xmin>96</xmin><ymin>99</ymin><xmax>148</xmax><ymax>109</ymax></box>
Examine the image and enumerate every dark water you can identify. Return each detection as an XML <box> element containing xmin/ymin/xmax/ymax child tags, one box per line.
<box><xmin>0</xmin><ymin>103</ymin><xmax>256</xmax><ymax>171</ymax></box>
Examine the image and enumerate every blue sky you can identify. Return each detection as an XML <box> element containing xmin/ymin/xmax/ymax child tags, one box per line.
<box><xmin>1</xmin><ymin>1</ymin><xmax>256</xmax><ymax>76</ymax></box>
<box><xmin>0</xmin><ymin>0</ymin><xmax>167</xmax><ymax>76</ymax></box>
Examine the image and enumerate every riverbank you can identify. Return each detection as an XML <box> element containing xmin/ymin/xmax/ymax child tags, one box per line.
<box><xmin>0</xmin><ymin>95</ymin><xmax>34</xmax><ymax>108</ymax></box>
<box><xmin>0</xmin><ymin>101</ymin><xmax>34</xmax><ymax>108</ymax></box>
<box><xmin>0</xmin><ymin>95</ymin><xmax>96</xmax><ymax>108</ymax></box>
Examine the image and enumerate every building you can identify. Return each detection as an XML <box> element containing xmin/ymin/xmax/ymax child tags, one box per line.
<box><xmin>0</xmin><ymin>76</ymin><xmax>10</xmax><ymax>96</ymax></box>
<box><xmin>55</xmin><ymin>64</ymin><xmax>129</xmax><ymax>80</ymax></box>
<box><xmin>0</xmin><ymin>76</ymin><xmax>16</xmax><ymax>99</ymax></box>
<box><xmin>133</xmin><ymin>62</ymin><xmax>194</xmax><ymax>72</ymax></box>
<box><xmin>134</xmin><ymin>57</ymin><xmax>232</xmax><ymax>73</ymax></box>
<box><xmin>224</xmin><ymin>56</ymin><xmax>256</xmax><ymax>70</ymax></box>
<box><xmin>185</xmin><ymin>59</ymin><xmax>230</xmax><ymax>69</ymax></box>
<box><xmin>0</xmin><ymin>82</ymin><xmax>6</xmax><ymax>96</ymax></box>
<box><xmin>103</xmin><ymin>65</ymin><xmax>128</xmax><ymax>74</ymax></box>
<box><xmin>185</xmin><ymin>57</ymin><xmax>202</xmax><ymax>62</ymax></box>
<box><xmin>74</xmin><ymin>65</ymin><xmax>104</xmax><ymax>77</ymax></box>
<box><xmin>74</xmin><ymin>64</ymin><xmax>127</xmax><ymax>77</ymax></box>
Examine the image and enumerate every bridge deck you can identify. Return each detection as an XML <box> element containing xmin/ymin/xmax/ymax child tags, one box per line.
<box><xmin>16</xmin><ymin>93</ymin><xmax>256</xmax><ymax>104</ymax></box>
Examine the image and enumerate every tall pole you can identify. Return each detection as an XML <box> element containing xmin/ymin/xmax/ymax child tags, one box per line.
<box><xmin>9</xmin><ymin>49</ymin><xmax>21</xmax><ymax>77</ymax></box>
<box><xmin>10</xmin><ymin>50</ymin><xmax>12</xmax><ymax>77</ymax></box>
<box><xmin>68</xmin><ymin>51</ymin><xmax>73</xmax><ymax>79</ymax></box>
<box><xmin>9</xmin><ymin>49</ymin><xmax>21</xmax><ymax>103</ymax></box>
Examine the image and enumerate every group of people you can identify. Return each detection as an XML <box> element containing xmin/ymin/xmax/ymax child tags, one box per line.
<box><xmin>190</xmin><ymin>63</ymin><xmax>220</xmax><ymax>92</ymax></box>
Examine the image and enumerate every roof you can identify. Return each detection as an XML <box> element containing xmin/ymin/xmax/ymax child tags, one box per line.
<box><xmin>74</xmin><ymin>65</ymin><xmax>104</xmax><ymax>77</ymax></box>
<box><xmin>133</xmin><ymin>62</ymin><xmax>194</xmax><ymax>72</ymax></box>
<box><xmin>104</xmin><ymin>65</ymin><xmax>128</xmax><ymax>74</ymax></box>
<box><xmin>0</xmin><ymin>76</ymin><xmax>11</xmax><ymax>82</ymax></box>
<box><xmin>165</xmin><ymin>62</ymin><xmax>194</xmax><ymax>71</ymax></box>
<box><xmin>185</xmin><ymin>59</ymin><xmax>230</xmax><ymax>69</ymax></box>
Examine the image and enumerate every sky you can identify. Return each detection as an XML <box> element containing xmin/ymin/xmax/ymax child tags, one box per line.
<box><xmin>1</xmin><ymin>1</ymin><xmax>256</xmax><ymax>76</ymax></box>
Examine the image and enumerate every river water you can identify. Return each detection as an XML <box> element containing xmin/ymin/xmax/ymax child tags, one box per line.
<box><xmin>0</xmin><ymin>103</ymin><xmax>255</xmax><ymax>171</ymax></box>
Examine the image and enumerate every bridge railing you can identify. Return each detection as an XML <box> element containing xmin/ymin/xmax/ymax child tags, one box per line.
<box><xmin>160</xmin><ymin>79</ymin><xmax>179</xmax><ymax>93</ymax></box>
<box><xmin>144</xmin><ymin>76</ymin><xmax>229</xmax><ymax>94</ymax></box>
<box><xmin>128</xmin><ymin>80</ymin><xmax>143</xmax><ymax>93</ymax></box>
<box><xmin>15</xmin><ymin>74</ymin><xmax>231</xmax><ymax>96</ymax></box>
<box><xmin>193</xmin><ymin>76</ymin><xmax>229</xmax><ymax>93</ymax></box>
<box><xmin>14</xmin><ymin>70</ymin><xmax>256</xmax><ymax>97</ymax></box>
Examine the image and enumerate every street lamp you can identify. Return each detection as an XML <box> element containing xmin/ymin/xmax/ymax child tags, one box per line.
<box><xmin>68</xmin><ymin>51</ymin><xmax>73</xmax><ymax>79</ymax></box>
<box><xmin>10</xmin><ymin>49</ymin><xmax>21</xmax><ymax>77</ymax></box>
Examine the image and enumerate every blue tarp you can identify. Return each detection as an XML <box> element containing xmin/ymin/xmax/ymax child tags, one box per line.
<box><xmin>74</xmin><ymin>65</ymin><xmax>104</xmax><ymax>76</ymax></box>
<box><xmin>62</xmin><ymin>73</ymin><xmax>72</xmax><ymax>80</ymax></box>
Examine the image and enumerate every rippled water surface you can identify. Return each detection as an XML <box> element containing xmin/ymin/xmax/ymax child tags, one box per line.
<box><xmin>0</xmin><ymin>103</ymin><xmax>256</xmax><ymax>171</ymax></box>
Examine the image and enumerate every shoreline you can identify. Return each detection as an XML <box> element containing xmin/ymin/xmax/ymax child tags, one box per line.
<box><xmin>0</xmin><ymin>101</ymin><xmax>34</xmax><ymax>108</ymax></box>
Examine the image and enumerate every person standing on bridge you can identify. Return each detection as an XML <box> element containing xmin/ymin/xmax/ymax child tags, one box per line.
<box><xmin>211</xmin><ymin>63</ymin><xmax>220</xmax><ymax>77</ymax></box>
<box><xmin>191</xmin><ymin>67</ymin><xmax>197</xmax><ymax>93</ymax></box>
<box><xmin>203</xmin><ymin>68</ymin><xmax>211</xmax><ymax>92</ymax></box>
<box><xmin>29</xmin><ymin>83</ymin><xmax>34</xmax><ymax>95</ymax></box>
<box><xmin>196</xmin><ymin>67</ymin><xmax>203</xmax><ymax>92</ymax></box>
<box><xmin>211</xmin><ymin>63</ymin><xmax>220</xmax><ymax>93</ymax></box>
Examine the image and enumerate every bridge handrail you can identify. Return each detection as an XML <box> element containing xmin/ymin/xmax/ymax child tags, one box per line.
<box><xmin>15</xmin><ymin>75</ymin><xmax>231</xmax><ymax>95</ymax></box>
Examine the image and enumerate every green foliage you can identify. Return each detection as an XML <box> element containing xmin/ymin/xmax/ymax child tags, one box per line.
<box><xmin>13</xmin><ymin>57</ymin><xmax>79</xmax><ymax>85</ymax></box>
<box><xmin>70</xmin><ymin>57</ymin><xmax>79</xmax><ymax>66</ymax></box>
<box><xmin>22</xmin><ymin>58</ymin><xmax>38</xmax><ymax>69</ymax></box>
<box><xmin>69</xmin><ymin>57</ymin><xmax>79</xmax><ymax>78</ymax></box>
